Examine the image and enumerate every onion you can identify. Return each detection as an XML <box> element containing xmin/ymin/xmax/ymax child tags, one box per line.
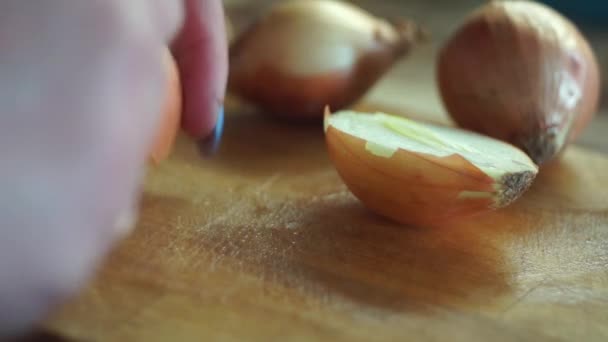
<box><xmin>324</xmin><ymin>108</ymin><xmax>538</xmax><ymax>227</ymax></box>
<box><xmin>437</xmin><ymin>0</ymin><xmax>601</xmax><ymax>165</ymax></box>
<box><xmin>228</xmin><ymin>0</ymin><xmax>424</xmax><ymax>120</ymax></box>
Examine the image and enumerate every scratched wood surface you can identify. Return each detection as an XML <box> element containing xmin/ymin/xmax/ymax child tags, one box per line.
<box><xmin>38</xmin><ymin>1</ymin><xmax>608</xmax><ymax>341</ymax></box>
<box><xmin>43</xmin><ymin>102</ymin><xmax>608</xmax><ymax>341</ymax></box>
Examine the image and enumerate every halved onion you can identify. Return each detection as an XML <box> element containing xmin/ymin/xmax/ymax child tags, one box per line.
<box><xmin>324</xmin><ymin>109</ymin><xmax>538</xmax><ymax>227</ymax></box>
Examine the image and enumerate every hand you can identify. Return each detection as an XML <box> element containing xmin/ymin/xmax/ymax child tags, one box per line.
<box><xmin>0</xmin><ymin>0</ymin><xmax>227</xmax><ymax>335</ymax></box>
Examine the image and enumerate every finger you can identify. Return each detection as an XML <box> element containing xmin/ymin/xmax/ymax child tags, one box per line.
<box><xmin>0</xmin><ymin>1</ymin><xmax>170</xmax><ymax>334</ymax></box>
<box><xmin>142</xmin><ymin>0</ymin><xmax>184</xmax><ymax>42</ymax></box>
<box><xmin>171</xmin><ymin>0</ymin><xmax>228</xmax><ymax>141</ymax></box>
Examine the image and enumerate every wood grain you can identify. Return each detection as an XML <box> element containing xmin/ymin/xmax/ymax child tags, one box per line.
<box><xmin>42</xmin><ymin>101</ymin><xmax>608</xmax><ymax>341</ymax></box>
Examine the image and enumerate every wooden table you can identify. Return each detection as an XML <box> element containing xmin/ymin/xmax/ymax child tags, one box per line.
<box><xmin>28</xmin><ymin>1</ymin><xmax>608</xmax><ymax>341</ymax></box>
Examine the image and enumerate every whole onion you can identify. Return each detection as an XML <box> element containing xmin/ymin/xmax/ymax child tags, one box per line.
<box><xmin>228</xmin><ymin>0</ymin><xmax>424</xmax><ymax>120</ymax></box>
<box><xmin>438</xmin><ymin>0</ymin><xmax>601</xmax><ymax>165</ymax></box>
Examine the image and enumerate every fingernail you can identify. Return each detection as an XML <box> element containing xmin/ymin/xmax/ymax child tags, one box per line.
<box><xmin>198</xmin><ymin>105</ymin><xmax>224</xmax><ymax>157</ymax></box>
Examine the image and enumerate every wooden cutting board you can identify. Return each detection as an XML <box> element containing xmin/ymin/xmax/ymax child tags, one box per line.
<box><xmin>42</xmin><ymin>96</ymin><xmax>608</xmax><ymax>341</ymax></box>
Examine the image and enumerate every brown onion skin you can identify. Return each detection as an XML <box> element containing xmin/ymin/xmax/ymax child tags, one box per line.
<box><xmin>437</xmin><ymin>0</ymin><xmax>600</xmax><ymax>165</ymax></box>
<box><xmin>326</xmin><ymin>126</ymin><xmax>497</xmax><ymax>227</ymax></box>
<box><xmin>229</xmin><ymin>47</ymin><xmax>407</xmax><ymax>121</ymax></box>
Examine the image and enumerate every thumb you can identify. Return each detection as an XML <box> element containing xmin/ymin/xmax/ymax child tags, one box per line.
<box><xmin>0</xmin><ymin>1</ymin><xmax>181</xmax><ymax>334</ymax></box>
